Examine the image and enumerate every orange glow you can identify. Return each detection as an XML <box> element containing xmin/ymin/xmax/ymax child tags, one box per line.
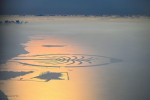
<box><xmin>21</xmin><ymin>35</ymin><xmax>88</xmax><ymax>56</ymax></box>
<box><xmin>0</xmin><ymin>35</ymin><xmax>94</xmax><ymax>100</ymax></box>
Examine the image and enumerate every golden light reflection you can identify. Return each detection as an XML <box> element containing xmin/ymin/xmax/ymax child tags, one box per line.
<box><xmin>21</xmin><ymin>35</ymin><xmax>87</xmax><ymax>56</ymax></box>
<box><xmin>0</xmin><ymin>35</ymin><xmax>95</xmax><ymax>100</ymax></box>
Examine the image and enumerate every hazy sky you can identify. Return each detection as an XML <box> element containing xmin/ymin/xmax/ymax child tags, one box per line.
<box><xmin>0</xmin><ymin>0</ymin><xmax>150</xmax><ymax>16</ymax></box>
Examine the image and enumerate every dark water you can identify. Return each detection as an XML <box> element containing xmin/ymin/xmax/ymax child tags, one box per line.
<box><xmin>0</xmin><ymin>90</ymin><xmax>8</xmax><ymax>100</ymax></box>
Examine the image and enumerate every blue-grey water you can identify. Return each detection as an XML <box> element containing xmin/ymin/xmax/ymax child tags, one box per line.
<box><xmin>0</xmin><ymin>16</ymin><xmax>150</xmax><ymax>100</ymax></box>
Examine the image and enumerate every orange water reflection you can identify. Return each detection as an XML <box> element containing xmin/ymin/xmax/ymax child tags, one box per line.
<box><xmin>0</xmin><ymin>35</ymin><xmax>94</xmax><ymax>100</ymax></box>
